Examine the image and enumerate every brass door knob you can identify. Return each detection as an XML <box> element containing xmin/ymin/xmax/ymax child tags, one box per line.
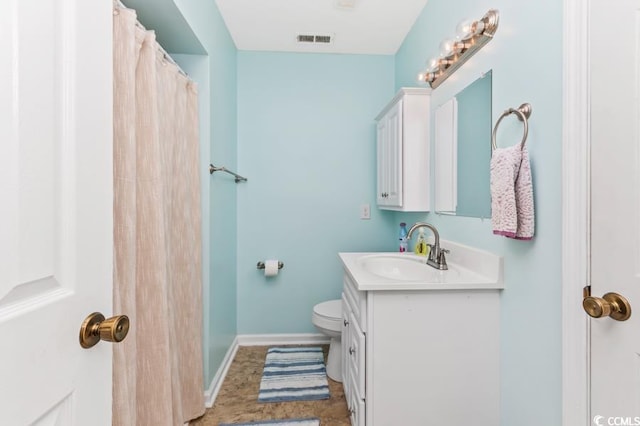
<box><xmin>583</xmin><ymin>292</ymin><xmax>632</xmax><ymax>321</ymax></box>
<box><xmin>79</xmin><ymin>312</ymin><xmax>130</xmax><ymax>348</ymax></box>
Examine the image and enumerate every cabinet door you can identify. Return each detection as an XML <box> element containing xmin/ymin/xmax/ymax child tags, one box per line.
<box><xmin>349</xmin><ymin>385</ymin><xmax>366</xmax><ymax>426</ymax></box>
<box><xmin>341</xmin><ymin>295</ymin><xmax>352</xmax><ymax>401</ymax></box>
<box><xmin>347</xmin><ymin>310</ymin><xmax>366</xmax><ymax>398</ymax></box>
<box><xmin>376</xmin><ymin>118</ymin><xmax>388</xmax><ymax>206</ymax></box>
<box><xmin>385</xmin><ymin>100</ymin><xmax>403</xmax><ymax>207</ymax></box>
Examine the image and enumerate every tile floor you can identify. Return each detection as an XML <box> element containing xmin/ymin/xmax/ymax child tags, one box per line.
<box><xmin>191</xmin><ymin>345</ymin><xmax>350</xmax><ymax>426</ymax></box>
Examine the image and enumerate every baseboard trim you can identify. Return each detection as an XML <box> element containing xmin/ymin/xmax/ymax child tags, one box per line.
<box><xmin>236</xmin><ymin>333</ymin><xmax>330</xmax><ymax>346</ymax></box>
<box><xmin>203</xmin><ymin>336</ymin><xmax>239</xmax><ymax>408</ymax></box>
<box><xmin>202</xmin><ymin>333</ymin><xmax>331</xmax><ymax>408</ymax></box>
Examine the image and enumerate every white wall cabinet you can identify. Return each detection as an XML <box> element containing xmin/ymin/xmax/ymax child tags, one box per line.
<box><xmin>375</xmin><ymin>88</ymin><xmax>430</xmax><ymax>211</ymax></box>
<box><xmin>341</xmin><ymin>271</ymin><xmax>500</xmax><ymax>426</ymax></box>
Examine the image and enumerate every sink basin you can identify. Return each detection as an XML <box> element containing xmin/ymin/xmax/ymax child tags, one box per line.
<box><xmin>340</xmin><ymin>242</ymin><xmax>503</xmax><ymax>290</ymax></box>
<box><xmin>357</xmin><ymin>253</ymin><xmax>457</xmax><ymax>282</ymax></box>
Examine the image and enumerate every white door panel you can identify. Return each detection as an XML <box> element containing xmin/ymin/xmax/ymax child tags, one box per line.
<box><xmin>0</xmin><ymin>0</ymin><xmax>113</xmax><ymax>424</ymax></box>
<box><xmin>590</xmin><ymin>0</ymin><xmax>640</xmax><ymax>419</ymax></box>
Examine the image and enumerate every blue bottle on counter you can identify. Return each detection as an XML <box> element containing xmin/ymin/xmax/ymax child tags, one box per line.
<box><xmin>399</xmin><ymin>222</ymin><xmax>408</xmax><ymax>252</ymax></box>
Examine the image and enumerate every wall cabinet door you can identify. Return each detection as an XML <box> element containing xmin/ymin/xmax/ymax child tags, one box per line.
<box><xmin>383</xmin><ymin>100</ymin><xmax>403</xmax><ymax>207</ymax></box>
<box><xmin>376</xmin><ymin>100</ymin><xmax>402</xmax><ymax>207</ymax></box>
<box><xmin>376</xmin><ymin>119</ymin><xmax>387</xmax><ymax>206</ymax></box>
<box><xmin>375</xmin><ymin>88</ymin><xmax>430</xmax><ymax>212</ymax></box>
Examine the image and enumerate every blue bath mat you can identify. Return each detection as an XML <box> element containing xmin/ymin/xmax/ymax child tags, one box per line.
<box><xmin>258</xmin><ymin>347</ymin><xmax>330</xmax><ymax>403</ymax></box>
<box><xmin>220</xmin><ymin>418</ymin><xmax>320</xmax><ymax>426</ymax></box>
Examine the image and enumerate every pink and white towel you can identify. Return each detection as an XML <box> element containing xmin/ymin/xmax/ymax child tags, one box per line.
<box><xmin>490</xmin><ymin>145</ymin><xmax>534</xmax><ymax>240</ymax></box>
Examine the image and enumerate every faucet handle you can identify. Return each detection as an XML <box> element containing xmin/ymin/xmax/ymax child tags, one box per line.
<box><xmin>437</xmin><ymin>248</ymin><xmax>449</xmax><ymax>270</ymax></box>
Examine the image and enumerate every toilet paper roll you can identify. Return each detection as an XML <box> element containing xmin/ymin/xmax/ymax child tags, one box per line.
<box><xmin>264</xmin><ymin>259</ymin><xmax>279</xmax><ymax>277</ymax></box>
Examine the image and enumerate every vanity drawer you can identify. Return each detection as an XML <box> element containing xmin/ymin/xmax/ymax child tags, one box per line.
<box><xmin>343</xmin><ymin>273</ymin><xmax>367</xmax><ymax>331</ymax></box>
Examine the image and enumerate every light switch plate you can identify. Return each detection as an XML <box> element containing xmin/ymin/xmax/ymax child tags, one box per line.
<box><xmin>360</xmin><ymin>204</ymin><xmax>371</xmax><ymax>220</ymax></box>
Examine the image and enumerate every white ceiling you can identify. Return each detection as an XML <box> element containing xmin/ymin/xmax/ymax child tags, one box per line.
<box><xmin>215</xmin><ymin>0</ymin><xmax>429</xmax><ymax>55</ymax></box>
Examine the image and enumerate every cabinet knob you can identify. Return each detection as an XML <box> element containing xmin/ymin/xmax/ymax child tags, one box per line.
<box><xmin>349</xmin><ymin>346</ymin><xmax>356</xmax><ymax>355</ymax></box>
<box><xmin>344</xmin><ymin>319</ymin><xmax>349</xmax><ymax>327</ymax></box>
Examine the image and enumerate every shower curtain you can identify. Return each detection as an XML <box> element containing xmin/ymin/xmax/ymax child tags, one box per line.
<box><xmin>112</xmin><ymin>5</ymin><xmax>204</xmax><ymax>425</ymax></box>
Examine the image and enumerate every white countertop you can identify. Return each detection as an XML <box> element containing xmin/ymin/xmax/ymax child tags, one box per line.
<box><xmin>339</xmin><ymin>240</ymin><xmax>504</xmax><ymax>291</ymax></box>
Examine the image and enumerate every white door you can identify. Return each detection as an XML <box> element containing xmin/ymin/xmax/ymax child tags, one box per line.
<box><xmin>0</xmin><ymin>0</ymin><xmax>114</xmax><ymax>424</ymax></box>
<box><xmin>589</xmin><ymin>0</ymin><xmax>640</xmax><ymax>421</ymax></box>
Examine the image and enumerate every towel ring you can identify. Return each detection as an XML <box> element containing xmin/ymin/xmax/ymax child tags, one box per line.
<box><xmin>491</xmin><ymin>103</ymin><xmax>532</xmax><ymax>152</ymax></box>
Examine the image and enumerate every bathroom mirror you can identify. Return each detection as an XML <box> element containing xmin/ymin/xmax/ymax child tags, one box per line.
<box><xmin>434</xmin><ymin>71</ymin><xmax>492</xmax><ymax>218</ymax></box>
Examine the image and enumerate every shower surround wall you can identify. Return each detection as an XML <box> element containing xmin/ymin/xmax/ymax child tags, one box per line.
<box><xmin>236</xmin><ymin>52</ymin><xmax>397</xmax><ymax>334</ymax></box>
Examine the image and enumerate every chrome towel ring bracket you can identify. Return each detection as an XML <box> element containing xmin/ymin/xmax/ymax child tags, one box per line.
<box><xmin>491</xmin><ymin>103</ymin><xmax>532</xmax><ymax>152</ymax></box>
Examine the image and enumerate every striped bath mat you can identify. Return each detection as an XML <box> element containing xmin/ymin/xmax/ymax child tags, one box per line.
<box><xmin>220</xmin><ymin>418</ymin><xmax>320</xmax><ymax>426</ymax></box>
<box><xmin>258</xmin><ymin>347</ymin><xmax>330</xmax><ymax>402</ymax></box>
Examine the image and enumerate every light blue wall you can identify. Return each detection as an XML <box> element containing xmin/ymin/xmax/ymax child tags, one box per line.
<box><xmin>236</xmin><ymin>52</ymin><xmax>396</xmax><ymax>333</ymax></box>
<box><xmin>168</xmin><ymin>0</ymin><xmax>239</xmax><ymax>385</ymax></box>
<box><xmin>395</xmin><ymin>2</ymin><xmax>562</xmax><ymax>425</ymax></box>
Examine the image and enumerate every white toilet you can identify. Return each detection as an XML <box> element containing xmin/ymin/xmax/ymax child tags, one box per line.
<box><xmin>311</xmin><ymin>299</ymin><xmax>342</xmax><ymax>382</ymax></box>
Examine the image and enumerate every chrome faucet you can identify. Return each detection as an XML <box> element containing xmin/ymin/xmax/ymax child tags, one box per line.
<box><xmin>406</xmin><ymin>222</ymin><xmax>449</xmax><ymax>270</ymax></box>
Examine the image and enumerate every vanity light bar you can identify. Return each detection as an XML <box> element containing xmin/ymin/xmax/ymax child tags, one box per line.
<box><xmin>418</xmin><ymin>9</ymin><xmax>499</xmax><ymax>89</ymax></box>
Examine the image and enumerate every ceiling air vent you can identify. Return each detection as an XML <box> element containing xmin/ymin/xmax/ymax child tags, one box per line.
<box><xmin>297</xmin><ymin>35</ymin><xmax>315</xmax><ymax>43</ymax></box>
<box><xmin>296</xmin><ymin>34</ymin><xmax>334</xmax><ymax>45</ymax></box>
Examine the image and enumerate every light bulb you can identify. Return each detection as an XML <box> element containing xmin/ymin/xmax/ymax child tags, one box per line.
<box><xmin>417</xmin><ymin>72</ymin><xmax>426</xmax><ymax>82</ymax></box>
<box><xmin>455</xmin><ymin>19</ymin><xmax>474</xmax><ymax>39</ymax></box>
<box><xmin>426</xmin><ymin>57</ymin><xmax>439</xmax><ymax>72</ymax></box>
<box><xmin>456</xmin><ymin>19</ymin><xmax>486</xmax><ymax>40</ymax></box>
<box><xmin>439</xmin><ymin>38</ymin><xmax>455</xmax><ymax>57</ymax></box>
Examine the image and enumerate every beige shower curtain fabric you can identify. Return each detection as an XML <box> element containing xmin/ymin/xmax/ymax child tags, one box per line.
<box><xmin>112</xmin><ymin>6</ymin><xmax>204</xmax><ymax>425</ymax></box>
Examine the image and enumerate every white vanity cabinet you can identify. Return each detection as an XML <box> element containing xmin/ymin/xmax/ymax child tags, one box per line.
<box><xmin>375</xmin><ymin>88</ymin><xmax>430</xmax><ymax>211</ymax></box>
<box><xmin>340</xmin><ymin>264</ymin><xmax>500</xmax><ymax>426</ymax></box>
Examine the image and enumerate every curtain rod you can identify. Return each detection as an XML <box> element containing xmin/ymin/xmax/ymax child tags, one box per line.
<box><xmin>114</xmin><ymin>0</ymin><xmax>190</xmax><ymax>79</ymax></box>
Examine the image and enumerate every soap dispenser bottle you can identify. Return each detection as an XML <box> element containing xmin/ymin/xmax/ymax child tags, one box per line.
<box><xmin>399</xmin><ymin>222</ymin><xmax>408</xmax><ymax>252</ymax></box>
<box><xmin>414</xmin><ymin>228</ymin><xmax>428</xmax><ymax>256</ymax></box>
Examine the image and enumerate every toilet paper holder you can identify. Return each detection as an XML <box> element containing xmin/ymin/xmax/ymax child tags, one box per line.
<box><xmin>257</xmin><ymin>261</ymin><xmax>284</xmax><ymax>270</ymax></box>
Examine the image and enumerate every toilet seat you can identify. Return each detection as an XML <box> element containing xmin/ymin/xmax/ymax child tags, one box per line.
<box><xmin>312</xmin><ymin>300</ymin><xmax>342</xmax><ymax>332</ymax></box>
